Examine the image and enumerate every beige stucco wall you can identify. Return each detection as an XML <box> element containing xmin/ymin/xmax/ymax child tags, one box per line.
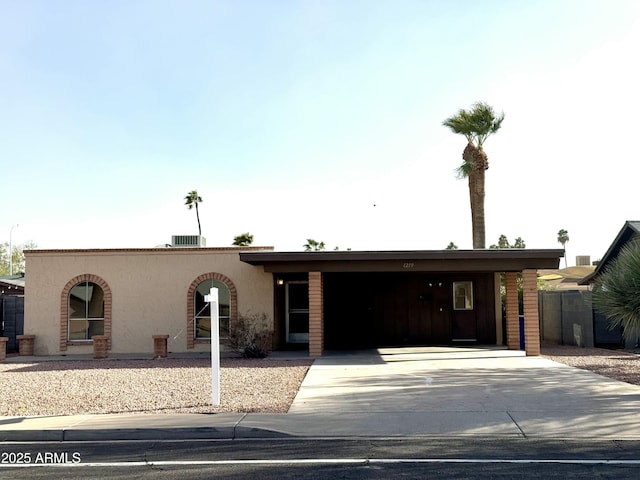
<box><xmin>24</xmin><ymin>247</ymin><xmax>273</xmax><ymax>355</ymax></box>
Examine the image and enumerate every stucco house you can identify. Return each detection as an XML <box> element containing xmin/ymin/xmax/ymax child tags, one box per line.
<box><xmin>23</xmin><ymin>245</ymin><xmax>562</xmax><ymax>358</ymax></box>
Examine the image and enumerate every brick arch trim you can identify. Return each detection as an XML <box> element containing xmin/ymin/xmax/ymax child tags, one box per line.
<box><xmin>60</xmin><ymin>274</ymin><xmax>112</xmax><ymax>352</ymax></box>
<box><xmin>187</xmin><ymin>272</ymin><xmax>238</xmax><ymax>349</ymax></box>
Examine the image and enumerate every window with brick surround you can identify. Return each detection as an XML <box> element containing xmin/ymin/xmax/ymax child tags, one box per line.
<box><xmin>68</xmin><ymin>281</ymin><xmax>105</xmax><ymax>340</ymax></box>
<box><xmin>194</xmin><ymin>279</ymin><xmax>230</xmax><ymax>339</ymax></box>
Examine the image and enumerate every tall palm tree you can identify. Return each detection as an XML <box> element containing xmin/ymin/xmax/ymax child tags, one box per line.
<box><xmin>557</xmin><ymin>229</ymin><xmax>569</xmax><ymax>268</ymax></box>
<box><xmin>443</xmin><ymin>102</ymin><xmax>504</xmax><ymax>249</ymax></box>
<box><xmin>184</xmin><ymin>190</ymin><xmax>203</xmax><ymax>236</ymax></box>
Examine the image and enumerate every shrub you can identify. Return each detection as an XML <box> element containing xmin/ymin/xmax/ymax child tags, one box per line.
<box><xmin>229</xmin><ymin>312</ymin><xmax>273</xmax><ymax>358</ymax></box>
<box><xmin>592</xmin><ymin>242</ymin><xmax>640</xmax><ymax>342</ymax></box>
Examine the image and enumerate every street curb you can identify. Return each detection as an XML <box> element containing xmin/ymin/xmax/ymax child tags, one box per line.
<box><xmin>0</xmin><ymin>427</ymin><xmax>298</xmax><ymax>442</ymax></box>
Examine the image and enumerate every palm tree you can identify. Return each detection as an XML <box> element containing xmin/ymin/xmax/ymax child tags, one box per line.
<box><xmin>512</xmin><ymin>237</ymin><xmax>526</xmax><ymax>249</ymax></box>
<box><xmin>592</xmin><ymin>242</ymin><xmax>640</xmax><ymax>342</ymax></box>
<box><xmin>184</xmin><ymin>190</ymin><xmax>203</xmax><ymax>236</ymax></box>
<box><xmin>557</xmin><ymin>229</ymin><xmax>569</xmax><ymax>268</ymax></box>
<box><xmin>443</xmin><ymin>102</ymin><xmax>504</xmax><ymax>249</ymax></box>
<box><xmin>490</xmin><ymin>234</ymin><xmax>510</xmax><ymax>249</ymax></box>
<box><xmin>489</xmin><ymin>234</ymin><xmax>525</xmax><ymax>249</ymax></box>
<box><xmin>445</xmin><ymin>242</ymin><xmax>458</xmax><ymax>250</ymax></box>
<box><xmin>303</xmin><ymin>239</ymin><xmax>326</xmax><ymax>252</ymax></box>
<box><xmin>232</xmin><ymin>233</ymin><xmax>254</xmax><ymax>247</ymax></box>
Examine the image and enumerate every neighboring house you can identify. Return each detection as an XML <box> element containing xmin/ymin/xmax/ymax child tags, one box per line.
<box><xmin>23</xmin><ymin>246</ymin><xmax>562</xmax><ymax>357</ymax></box>
<box><xmin>579</xmin><ymin>220</ymin><xmax>640</xmax><ymax>348</ymax></box>
<box><xmin>538</xmin><ymin>266</ymin><xmax>595</xmax><ymax>291</ymax></box>
<box><xmin>0</xmin><ymin>274</ymin><xmax>25</xmax><ymax>353</ymax></box>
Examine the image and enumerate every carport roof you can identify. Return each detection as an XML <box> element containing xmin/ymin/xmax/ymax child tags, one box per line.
<box><xmin>239</xmin><ymin>249</ymin><xmax>564</xmax><ymax>273</ymax></box>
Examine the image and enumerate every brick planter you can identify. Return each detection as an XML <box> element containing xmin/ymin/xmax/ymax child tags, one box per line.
<box><xmin>153</xmin><ymin>335</ymin><xmax>170</xmax><ymax>358</ymax></box>
<box><xmin>0</xmin><ymin>337</ymin><xmax>8</xmax><ymax>361</ymax></box>
<box><xmin>92</xmin><ymin>335</ymin><xmax>109</xmax><ymax>359</ymax></box>
<box><xmin>17</xmin><ymin>334</ymin><xmax>35</xmax><ymax>356</ymax></box>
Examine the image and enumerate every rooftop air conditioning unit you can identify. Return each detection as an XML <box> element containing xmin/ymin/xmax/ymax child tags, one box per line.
<box><xmin>575</xmin><ymin>255</ymin><xmax>590</xmax><ymax>266</ymax></box>
<box><xmin>172</xmin><ymin>235</ymin><xmax>206</xmax><ymax>248</ymax></box>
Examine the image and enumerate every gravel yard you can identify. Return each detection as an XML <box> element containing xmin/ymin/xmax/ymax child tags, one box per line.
<box><xmin>541</xmin><ymin>344</ymin><xmax>640</xmax><ymax>386</ymax></box>
<box><xmin>0</xmin><ymin>358</ymin><xmax>312</xmax><ymax>417</ymax></box>
<box><xmin>1</xmin><ymin>345</ymin><xmax>638</xmax><ymax>417</ymax></box>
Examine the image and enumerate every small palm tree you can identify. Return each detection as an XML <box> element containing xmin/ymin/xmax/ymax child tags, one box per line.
<box><xmin>592</xmin><ymin>242</ymin><xmax>640</xmax><ymax>342</ymax></box>
<box><xmin>184</xmin><ymin>191</ymin><xmax>203</xmax><ymax>236</ymax></box>
<box><xmin>233</xmin><ymin>233</ymin><xmax>254</xmax><ymax>247</ymax></box>
<box><xmin>443</xmin><ymin>102</ymin><xmax>504</xmax><ymax>249</ymax></box>
<box><xmin>490</xmin><ymin>234</ymin><xmax>510</xmax><ymax>249</ymax></box>
<box><xmin>446</xmin><ymin>242</ymin><xmax>458</xmax><ymax>250</ymax></box>
<box><xmin>557</xmin><ymin>229</ymin><xmax>569</xmax><ymax>268</ymax></box>
<box><xmin>512</xmin><ymin>237</ymin><xmax>526</xmax><ymax>249</ymax></box>
<box><xmin>303</xmin><ymin>239</ymin><xmax>326</xmax><ymax>252</ymax></box>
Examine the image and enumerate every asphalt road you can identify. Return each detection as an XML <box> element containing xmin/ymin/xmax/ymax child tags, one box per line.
<box><xmin>2</xmin><ymin>438</ymin><xmax>640</xmax><ymax>479</ymax></box>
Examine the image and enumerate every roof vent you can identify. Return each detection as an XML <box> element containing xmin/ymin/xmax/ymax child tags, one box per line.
<box><xmin>172</xmin><ymin>235</ymin><xmax>206</xmax><ymax>248</ymax></box>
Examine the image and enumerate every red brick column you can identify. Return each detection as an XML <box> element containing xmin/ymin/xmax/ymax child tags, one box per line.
<box><xmin>504</xmin><ymin>272</ymin><xmax>520</xmax><ymax>350</ymax></box>
<box><xmin>153</xmin><ymin>335</ymin><xmax>170</xmax><ymax>358</ymax></box>
<box><xmin>522</xmin><ymin>269</ymin><xmax>541</xmax><ymax>356</ymax></box>
<box><xmin>17</xmin><ymin>334</ymin><xmax>35</xmax><ymax>356</ymax></box>
<box><xmin>92</xmin><ymin>335</ymin><xmax>109</xmax><ymax>359</ymax></box>
<box><xmin>0</xmin><ymin>337</ymin><xmax>8</xmax><ymax>361</ymax></box>
<box><xmin>308</xmin><ymin>271</ymin><xmax>324</xmax><ymax>358</ymax></box>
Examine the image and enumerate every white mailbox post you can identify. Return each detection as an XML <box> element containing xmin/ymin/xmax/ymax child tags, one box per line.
<box><xmin>205</xmin><ymin>287</ymin><xmax>220</xmax><ymax>406</ymax></box>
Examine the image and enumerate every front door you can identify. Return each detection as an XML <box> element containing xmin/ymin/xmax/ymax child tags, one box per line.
<box><xmin>285</xmin><ymin>281</ymin><xmax>309</xmax><ymax>343</ymax></box>
<box><xmin>422</xmin><ymin>279</ymin><xmax>452</xmax><ymax>344</ymax></box>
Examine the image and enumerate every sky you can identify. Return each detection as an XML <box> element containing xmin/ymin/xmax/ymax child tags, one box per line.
<box><xmin>2</xmin><ymin>0</ymin><xmax>640</xmax><ymax>265</ymax></box>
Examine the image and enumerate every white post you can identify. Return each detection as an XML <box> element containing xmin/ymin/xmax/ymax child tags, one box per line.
<box><xmin>206</xmin><ymin>287</ymin><xmax>220</xmax><ymax>406</ymax></box>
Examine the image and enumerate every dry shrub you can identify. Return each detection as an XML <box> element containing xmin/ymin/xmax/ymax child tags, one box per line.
<box><xmin>229</xmin><ymin>312</ymin><xmax>273</xmax><ymax>358</ymax></box>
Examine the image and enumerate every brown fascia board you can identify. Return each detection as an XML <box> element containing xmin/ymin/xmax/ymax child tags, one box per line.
<box><xmin>239</xmin><ymin>249</ymin><xmax>563</xmax><ymax>273</ymax></box>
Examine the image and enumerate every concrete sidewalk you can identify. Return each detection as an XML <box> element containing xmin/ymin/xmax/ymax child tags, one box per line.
<box><xmin>2</xmin><ymin>347</ymin><xmax>640</xmax><ymax>441</ymax></box>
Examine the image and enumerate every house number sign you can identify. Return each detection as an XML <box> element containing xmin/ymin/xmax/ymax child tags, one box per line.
<box><xmin>402</xmin><ymin>263</ymin><xmax>415</xmax><ymax>269</ymax></box>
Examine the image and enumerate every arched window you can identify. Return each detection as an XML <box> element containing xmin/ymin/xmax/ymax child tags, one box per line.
<box><xmin>194</xmin><ymin>279</ymin><xmax>231</xmax><ymax>339</ymax></box>
<box><xmin>68</xmin><ymin>281</ymin><xmax>105</xmax><ymax>340</ymax></box>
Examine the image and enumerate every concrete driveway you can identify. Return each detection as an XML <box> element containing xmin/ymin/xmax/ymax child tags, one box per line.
<box><xmin>279</xmin><ymin>346</ymin><xmax>640</xmax><ymax>438</ymax></box>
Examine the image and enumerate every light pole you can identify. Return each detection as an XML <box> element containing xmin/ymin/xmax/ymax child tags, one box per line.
<box><xmin>9</xmin><ymin>224</ymin><xmax>19</xmax><ymax>276</ymax></box>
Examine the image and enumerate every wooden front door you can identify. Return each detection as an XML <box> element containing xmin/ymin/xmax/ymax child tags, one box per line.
<box><xmin>372</xmin><ymin>275</ymin><xmax>452</xmax><ymax>346</ymax></box>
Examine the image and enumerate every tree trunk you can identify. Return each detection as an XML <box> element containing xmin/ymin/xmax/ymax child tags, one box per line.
<box><xmin>195</xmin><ymin>204</ymin><xmax>202</xmax><ymax>236</ymax></box>
<box><xmin>463</xmin><ymin>143</ymin><xmax>488</xmax><ymax>249</ymax></box>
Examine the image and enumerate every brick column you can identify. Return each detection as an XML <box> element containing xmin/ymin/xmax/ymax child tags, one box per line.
<box><xmin>308</xmin><ymin>271</ymin><xmax>324</xmax><ymax>358</ymax></box>
<box><xmin>17</xmin><ymin>334</ymin><xmax>35</xmax><ymax>356</ymax></box>
<box><xmin>504</xmin><ymin>272</ymin><xmax>520</xmax><ymax>350</ymax></box>
<box><xmin>153</xmin><ymin>335</ymin><xmax>170</xmax><ymax>358</ymax></box>
<box><xmin>92</xmin><ymin>335</ymin><xmax>109</xmax><ymax>359</ymax></box>
<box><xmin>522</xmin><ymin>269</ymin><xmax>540</xmax><ymax>356</ymax></box>
<box><xmin>0</xmin><ymin>337</ymin><xmax>8</xmax><ymax>361</ymax></box>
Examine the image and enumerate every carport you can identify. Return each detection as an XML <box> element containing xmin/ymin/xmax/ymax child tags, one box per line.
<box><xmin>240</xmin><ymin>249</ymin><xmax>563</xmax><ymax>357</ymax></box>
